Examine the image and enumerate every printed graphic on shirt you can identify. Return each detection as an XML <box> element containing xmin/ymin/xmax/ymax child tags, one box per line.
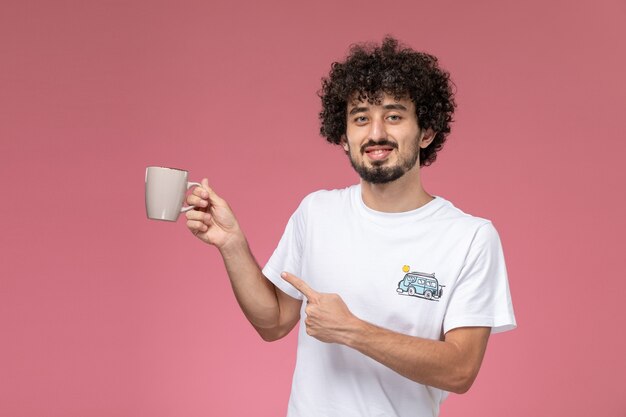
<box><xmin>396</xmin><ymin>265</ymin><xmax>445</xmax><ymax>301</ymax></box>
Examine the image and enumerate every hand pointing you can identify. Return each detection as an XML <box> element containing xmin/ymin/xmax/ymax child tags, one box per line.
<box><xmin>281</xmin><ymin>272</ymin><xmax>360</xmax><ymax>344</ymax></box>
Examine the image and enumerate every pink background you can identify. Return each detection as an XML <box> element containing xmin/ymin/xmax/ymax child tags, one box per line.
<box><xmin>1</xmin><ymin>1</ymin><xmax>625</xmax><ymax>416</ymax></box>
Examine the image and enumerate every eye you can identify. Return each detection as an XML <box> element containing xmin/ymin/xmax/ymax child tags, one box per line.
<box><xmin>387</xmin><ymin>114</ymin><xmax>402</xmax><ymax>122</ymax></box>
<box><xmin>353</xmin><ymin>116</ymin><xmax>368</xmax><ymax>124</ymax></box>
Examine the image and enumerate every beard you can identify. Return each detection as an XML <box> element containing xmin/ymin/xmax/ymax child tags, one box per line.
<box><xmin>347</xmin><ymin>139</ymin><xmax>420</xmax><ymax>184</ymax></box>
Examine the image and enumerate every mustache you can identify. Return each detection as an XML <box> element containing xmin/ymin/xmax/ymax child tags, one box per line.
<box><xmin>360</xmin><ymin>139</ymin><xmax>398</xmax><ymax>154</ymax></box>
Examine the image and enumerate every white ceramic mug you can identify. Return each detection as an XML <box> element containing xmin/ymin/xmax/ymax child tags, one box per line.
<box><xmin>145</xmin><ymin>166</ymin><xmax>201</xmax><ymax>221</ymax></box>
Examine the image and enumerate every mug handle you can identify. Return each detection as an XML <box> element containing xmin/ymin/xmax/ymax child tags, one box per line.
<box><xmin>180</xmin><ymin>181</ymin><xmax>202</xmax><ymax>213</ymax></box>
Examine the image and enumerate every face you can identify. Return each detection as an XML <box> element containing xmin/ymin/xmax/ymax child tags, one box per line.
<box><xmin>343</xmin><ymin>93</ymin><xmax>433</xmax><ymax>184</ymax></box>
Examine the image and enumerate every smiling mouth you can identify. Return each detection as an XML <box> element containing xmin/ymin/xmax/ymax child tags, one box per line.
<box><xmin>362</xmin><ymin>141</ymin><xmax>396</xmax><ymax>161</ymax></box>
<box><xmin>366</xmin><ymin>147</ymin><xmax>392</xmax><ymax>160</ymax></box>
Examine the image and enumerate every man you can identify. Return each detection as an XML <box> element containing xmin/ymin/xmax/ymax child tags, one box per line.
<box><xmin>185</xmin><ymin>37</ymin><xmax>516</xmax><ymax>417</ymax></box>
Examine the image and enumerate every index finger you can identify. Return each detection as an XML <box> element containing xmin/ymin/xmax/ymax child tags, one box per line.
<box><xmin>191</xmin><ymin>179</ymin><xmax>210</xmax><ymax>198</ymax></box>
<box><xmin>281</xmin><ymin>272</ymin><xmax>319</xmax><ymax>302</ymax></box>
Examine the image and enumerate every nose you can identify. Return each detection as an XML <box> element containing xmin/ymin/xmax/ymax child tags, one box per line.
<box><xmin>368</xmin><ymin>117</ymin><xmax>387</xmax><ymax>141</ymax></box>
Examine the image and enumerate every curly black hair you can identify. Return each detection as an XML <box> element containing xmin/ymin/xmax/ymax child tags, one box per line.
<box><xmin>318</xmin><ymin>36</ymin><xmax>456</xmax><ymax>166</ymax></box>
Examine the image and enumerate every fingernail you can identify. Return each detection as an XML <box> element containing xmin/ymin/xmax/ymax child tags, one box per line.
<box><xmin>281</xmin><ymin>272</ymin><xmax>287</xmax><ymax>278</ymax></box>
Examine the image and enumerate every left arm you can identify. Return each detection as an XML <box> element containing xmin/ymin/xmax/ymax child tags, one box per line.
<box><xmin>345</xmin><ymin>321</ymin><xmax>490</xmax><ymax>394</ymax></box>
<box><xmin>281</xmin><ymin>272</ymin><xmax>491</xmax><ymax>394</ymax></box>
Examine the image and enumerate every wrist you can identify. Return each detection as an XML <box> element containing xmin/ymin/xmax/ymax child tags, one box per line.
<box><xmin>341</xmin><ymin>316</ymin><xmax>371</xmax><ymax>348</ymax></box>
<box><xmin>217</xmin><ymin>230</ymin><xmax>248</xmax><ymax>258</ymax></box>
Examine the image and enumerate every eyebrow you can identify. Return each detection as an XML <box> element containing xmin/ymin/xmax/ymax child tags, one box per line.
<box><xmin>348</xmin><ymin>103</ymin><xmax>408</xmax><ymax>115</ymax></box>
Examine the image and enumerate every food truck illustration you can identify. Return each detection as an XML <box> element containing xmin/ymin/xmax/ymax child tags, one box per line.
<box><xmin>396</xmin><ymin>269</ymin><xmax>444</xmax><ymax>301</ymax></box>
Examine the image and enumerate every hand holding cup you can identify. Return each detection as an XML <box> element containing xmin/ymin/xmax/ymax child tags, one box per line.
<box><xmin>185</xmin><ymin>179</ymin><xmax>243</xmax><ymax>249</ymax></box>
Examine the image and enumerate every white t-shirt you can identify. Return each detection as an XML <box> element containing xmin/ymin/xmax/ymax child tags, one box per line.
<box><xmin>263</xmin><ymin>185</ymin><xmax>516</xmax><ymax>417</ymax></box>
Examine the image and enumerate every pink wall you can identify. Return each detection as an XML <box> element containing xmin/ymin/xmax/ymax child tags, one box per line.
<box><xmin>1</xmin><ymin>1</ymin><xmax>625</xmax><ymax>416</ymax></box>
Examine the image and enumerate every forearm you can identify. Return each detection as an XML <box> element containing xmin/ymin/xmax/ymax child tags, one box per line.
<box><xmin>281</xmin><ymin>273</ymin><xmax>490</xmax><ymax>393</ymax></box>
<box><xmin>185</xmin><ymin>183</ymin><xmax>299</xmax><ymax>340</ymax></box>
<box><xmin>342</xmin><ymin>320</ymin><xmax>487</xmax><ymax>394</ymax></box>
<box><xmin>218</xmin><ymin>236</ymin><xmax>281</xmax><ymax>333</ymax></box>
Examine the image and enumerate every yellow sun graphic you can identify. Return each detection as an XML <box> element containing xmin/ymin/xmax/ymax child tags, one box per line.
<box><xmin>402</xmin><ymin>265</ymin><xmax>410</xmax><ymax>273</ymax></box>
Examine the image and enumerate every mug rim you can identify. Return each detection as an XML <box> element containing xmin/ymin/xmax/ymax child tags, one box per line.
<box><xmin>147</xmin><ymin>165</ymin><xmax>187</xmax><ymax>173</ymax></box>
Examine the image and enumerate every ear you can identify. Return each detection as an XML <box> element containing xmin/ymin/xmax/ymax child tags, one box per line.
<box><xmin>419</xmin><ymin>129</ymin><xmax>436</xmax><ymax>149</ymax></box>
<box><xmin>340</xmin><ymin>135</ymin><xmax>349</xmax><ymax>152</ymax></box>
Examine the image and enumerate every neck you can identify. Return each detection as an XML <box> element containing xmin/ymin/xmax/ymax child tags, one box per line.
<box><xmin>360</xmin><ymin>165</ymin><xmax>433</xmax><ymax>213</ymax></box>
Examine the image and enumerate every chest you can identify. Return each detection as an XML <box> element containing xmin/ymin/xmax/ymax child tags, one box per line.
<box><xmin>299</xmin><ymin>215</ymin><xmax>473</xmax><ymax>338</ymax></box>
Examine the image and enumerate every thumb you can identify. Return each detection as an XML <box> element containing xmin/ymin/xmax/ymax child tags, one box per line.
<box><xmin>201</xmin><ymin>179</ymin><xmax>226</xmax><ymax>207</ymax></box>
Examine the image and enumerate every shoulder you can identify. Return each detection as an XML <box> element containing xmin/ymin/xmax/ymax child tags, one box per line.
<box><xmin>434</xmin><ymin>197</ymin><xmax>500</xmax><ymax>237</ymax></box>
<box><xmin>298</xmin><ymin>185</ymin><xmax>357</xmax><ymax>212</ymax></box>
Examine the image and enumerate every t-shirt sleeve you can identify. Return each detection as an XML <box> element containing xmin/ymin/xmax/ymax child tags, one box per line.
<box><xmin>443</xmin><ymin>221</ymin><xmax>516</xmax><ymax>335</ymax></box>
<box><xmin>262</xmin><ymin>198</ymin><xmax>308</xmax><ymax>300</ymax></box>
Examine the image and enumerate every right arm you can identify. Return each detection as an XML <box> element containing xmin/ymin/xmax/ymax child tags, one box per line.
<box><xmin>185</xmin><ymin>179</ymin><xmax>302</xmax><ymax>341</ymax></box>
